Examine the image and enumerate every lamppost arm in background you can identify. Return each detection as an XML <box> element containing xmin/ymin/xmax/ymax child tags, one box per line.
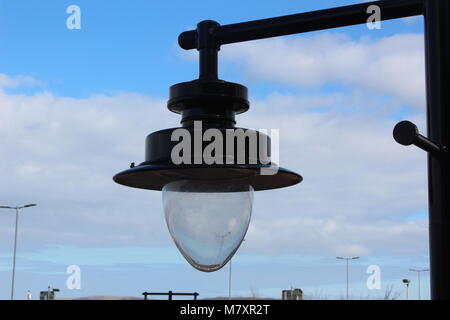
<box><xmin>0</xmin><ymin>203</ymin><xmax>37</xmax><ymax>300</ymax></box>
<box><xmin>174</xmin><ymin>0</ymin><xmax>449</xmax><ymax>300</ymax></box>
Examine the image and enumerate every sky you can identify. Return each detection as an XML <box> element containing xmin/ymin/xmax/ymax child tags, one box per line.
<box><xmin>0</xmin><ymin>0</ymin><xmax>430</xmax><ymax>300</ymax></box>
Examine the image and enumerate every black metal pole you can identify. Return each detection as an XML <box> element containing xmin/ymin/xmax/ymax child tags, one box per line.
<box><xmin>424</xmin><ymin>0</ymin><xmax>450</xmax><ymax>300</ymax></box>
<box><xmin>179</xmin><ymin>0</ymin><xmax>423</xmax><ymax>50</ymax></box>
<box><xmin>197</xmin><ymin>20</ymin><xmax>220</xmax><ymax>80</ymax></box>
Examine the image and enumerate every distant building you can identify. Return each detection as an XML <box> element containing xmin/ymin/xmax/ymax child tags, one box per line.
<box><xmin>40</xmin><ymin>291</ymin><xmax>55</xmax><ymax>300</ymax></box>
<box><xmin>282</xmin><ymin>288</ymin><xmax>303</xmax><ymax>300</ymax></box>
<box><xmin>40</xmin><ymin>287</ymin><xmax>60</xmax><ymax>300</ymax></box>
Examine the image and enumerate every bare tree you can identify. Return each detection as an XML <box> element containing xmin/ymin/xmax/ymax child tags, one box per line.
<box><xmin>383</xmin><ymin>284</ymin><xmax>401</xmax><ymax>300</ymax></box>
<box><xmin>249</xmin><ymin>286</ymin><xmax>260</xmax><ymax>299</ymax></box>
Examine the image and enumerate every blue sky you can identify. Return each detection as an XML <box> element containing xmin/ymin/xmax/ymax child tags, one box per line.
<box><xmin>0</xmin><ymin>0</ymin><xmax>423</xmax><ymax>97</ymax></box>
<box><xmin>0</xmin><ymin>0</ymin><xmax>430</xmax><ymax>300</ymax></box>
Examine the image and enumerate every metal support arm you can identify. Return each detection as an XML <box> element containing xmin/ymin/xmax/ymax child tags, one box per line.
<box><xmin>394</xmin><ymin>121</ymin><xmax>445</xmax><ymax>154</ymax></box>
<box><xmin>179</xmin><ymin>0</ymin><xmax>423</xmax><ymax>50</ymax></box>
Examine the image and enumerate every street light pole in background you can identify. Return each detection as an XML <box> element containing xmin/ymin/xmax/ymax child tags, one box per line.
<box><xmin>228</xmin><ymin>259</ymin><xmax>232</xmax><ymax>300</ymax></box>
<box><xmin>410</xmin><ymin>268</ymin><xmax>429</xmax><ymax>300</ymax></box>
<box><xmin>228</xmin><ymin>239</ymin><xmax>244</xmax><ymax>300</ymax></box>
<box><xmin>336</xmin><ymin>256</ymin><xmax>360</xmax><ymax>300</ymax></box>
<box><xmin>0</xmin><ymin>204</ymin><xmax>37</xmax><ymax>300</ymax></box>
<box><xmin>402</xmin><ymin>279</ymin><xmax>411</xmax><ymax>300</ymax></box>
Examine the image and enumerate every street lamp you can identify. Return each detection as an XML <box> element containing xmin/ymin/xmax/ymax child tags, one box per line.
<box><xmin>336</xmin><ymin>256</ymin><xmax>360</xmax><ymax>300</ymax></box>
<box><xmin>114</xmin><ymin>28</ymin><xmax>302</xmax><ymax>272</ymax></box>
<box><xmin>114</xmin><ymin>0</ymin><xmax>450</xmax><ymax>299</ymax></box>
<box><xmin>402</xmin><ymin>279</ymin><xmax>411</xmax><ymax>300</ymax></box>
<box><xmin>410</xmin><ymin>268</ymin><xmax>429</xmax><ymax>300</ymax></box>
<box><xmin>0</xmin><ymin>203</ymin><xmax>37</xmax><ymax>300</ymax></box>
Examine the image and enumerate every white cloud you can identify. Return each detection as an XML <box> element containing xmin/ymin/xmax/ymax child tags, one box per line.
<box><xmin>239</xmin><ymin>91</ymin><xmax>428</xmax><ymax>256</ymax></box>
<box><xmin>335</xmin><ymin>244</ymin><xmax>370</xmax><ymax>257</ymax></box>
<box><xmin>0</xmin><ymin>82</ymin><xmax>175</xmax><ymax>248</ymax></box>
<box><xmin>0</xmin><ymin>74</ymin><xmax>43</xmax><ymax>88</ymax></box>
<box><xmin>0</xmin><ymin>52</ymin><xmax>428</xmax><ymax>260</ymax></box>
<box><xmin>221</xmin><ymin>33</ymin><xmax>425</xmax><ymax>108</ymax></box>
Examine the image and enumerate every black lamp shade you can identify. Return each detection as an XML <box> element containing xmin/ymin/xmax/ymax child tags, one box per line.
<box><xmin>114</xmin><ymin>163</ymin><xmax>301</xmax><ymax>191</ymax></box>
<box><xmin>113</xmin><ymin>126</ymin><xmax>302</xmax><ymax>191</ymax></box>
